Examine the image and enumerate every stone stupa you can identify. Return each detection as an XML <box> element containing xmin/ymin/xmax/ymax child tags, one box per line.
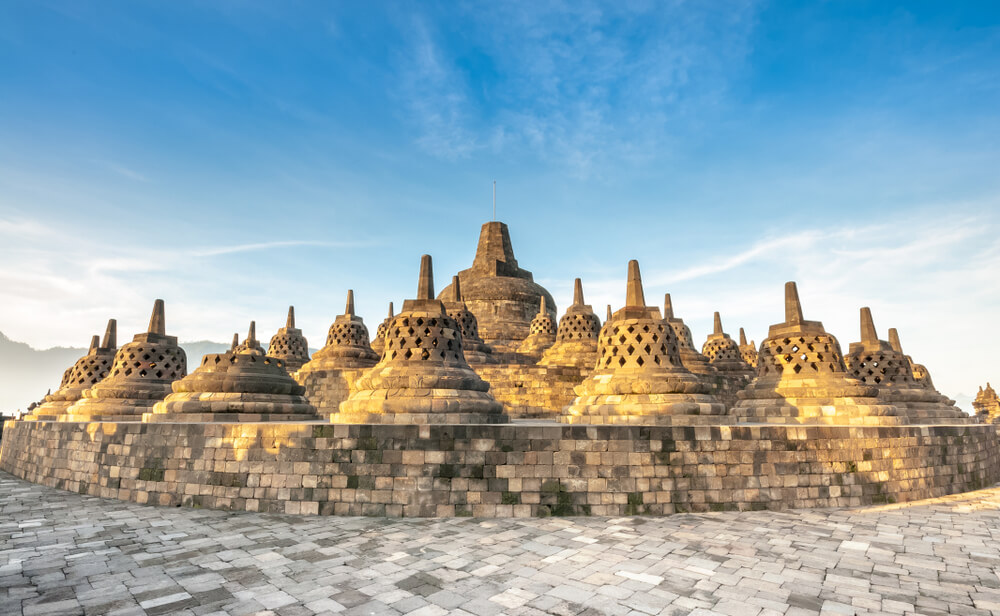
<box><xmin>26</xmin><ymin>320</ymin><xmax>118</xmax><ymax>420</ymax></box>
<box><xmin>562</xmin><ymin>261</ymin><xmax>726</xmax><ymax>425</ymax></box>
<box><xmin>663</xmin><ymin>294</ymin><xmax>718</xmax><ymax>378</ymax></box>
<box><xmin>845</xmin><ymin>307</ymin><xmax>967</xmax><ymax>422</ymax></box>
<box><xmin>443</xmin><ymin>275</ymin><xmax>496</xmax><ymax>365</ymax></box>
<box><xmin>738</xmin><ymin>328</ymin><xmax>758</xmax><ymax>368</ymax></box>
<box><xmin>730</xmin><ymin>283</ymin><xmax>901</xmax><ymax>425</ymax></box>
<box><xmin>974</xmin><ymin>383</ymin><xmax>1000</xmax><ymax>422</ymax></box>
<box><xmin>701</xmin><ymin>312</ymin><xmax>755</xmax><ymax>388</ymax></box>
<box><xmin>267</xmin><ymin>306</ymin><xmax>311</xmax><ymax>373</ymax></box>
<box><xmin>437</xmin><ymin>221</ymin><xmax>555</xmax><ymax>352</ymax></box>
<box><xmin>336</xmin><ymin>255</ymin><xmax>507</xmax><ymax>424</ymax></box>
<box><xmin>67</xmin><ymin>300</ymin><xmax>187</xmax><ymax>421</ymax></box>
<box><xmin>517</xmin><ymin>296</ymin><xmax>557</xmax><ymax>358</ymax></box>
<box><xmin>888</xmin><ymin>328</ymin><xmax>937</xmax><ymax>390</ymax></box>
<box><xmin>145</xmin><ymin>322</ymin><xmax>318</xmax><ymax>422</ymax></box>
<box><xmin>370</xmin><ymin>302</ymin><xmax>393</xmax><ymax>356</ymax></box>
<box><xmin>538</xmin><ymin>278</ymin><xmax>601</xmax><ymax>371</ymax></box>
<box><xmin>294</xmin><ymin>290</ymin><xmax>380</xmax><ymax>417</ymax></box>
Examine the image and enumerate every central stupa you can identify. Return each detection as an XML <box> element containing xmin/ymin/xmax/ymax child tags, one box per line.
<box><xmin>438</xmin><ymin>221</ymin><xmax>556</xmax><ymax>352</ymax></box>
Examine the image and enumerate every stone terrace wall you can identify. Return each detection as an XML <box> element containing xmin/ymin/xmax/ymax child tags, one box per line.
<box><xmin>2</xmin><ymin>419</ymin><xmax>998</xmax><ymax>518</ymax></box>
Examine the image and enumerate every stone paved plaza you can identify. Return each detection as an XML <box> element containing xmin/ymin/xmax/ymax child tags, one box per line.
<box><xmin>3</xmin><ymin>473</ymin><xmax>1000</xmax><ymax>616</ymax></box>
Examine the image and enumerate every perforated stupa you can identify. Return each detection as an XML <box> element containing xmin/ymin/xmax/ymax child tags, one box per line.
<box><xmin>888</xmin><ymin>328</ymin><xmax>937</xmax><ymax>390</ymax></box>
<box><xmin>562</xmin><ymin>261</ymin><xmax>726</xmax><ymax>425</ymax></box>
<box><xmin>974</xmin><ymin>383</ymin><xmax>1000</xmax><ymax>422</ymax></box>
<box><xmin>738</xmin><ymin>328</ymin><xmax>759</xmax><ymax>368</ymax></box>
<box><xmin>336</xmin><ymin>255</ymin><xmax>506</xmax><ymax>424</ymax></box>
<box><xmin>663</xmin><ymin>294</ymin><xmax>717</xmax><ymax>377</ymax></box>
<box><xmin>27</xmin><ymin>320</ymin><xmax>118</xmax><ymax>420</ymax></box>
<box><xmin>145</xmin><ymin>322</ymin><xmax>317</xmax><ymax>422</ymax></box>
<box><xmin>845</xmin><ymin>308</ymin><xmax>966</xmax><ymax>422</ymax></box>
<box><xmin>66</xmin><ymin>300</ymin><xmax>187</xmax><ymax>420</ymax></box>
<box><xmin>437</xmin><ymin>222</ymin><xmax>556</xmax><ymax>352</ymax></box>
<box><xmin>517</xmin><ymin>296</ymin><xmax>557</xmax><ymax>358</ymax></box>
<box><xmin>443</xmin><ymin>275</ymin><xmax>496</xmax><ymax>365</ymax></box>
<box><xmin>731</xmin><ymin>283</ymin><xmax>901</xmax><ymax>424</ymax></box>
<box><xmin>701</xmin><ymin>312</ymin><xmax>755</xmax><ymax>385</ymax></box>
<box><xmin>267</xmin><ymin>306</ymin><xmax>311</xmax><ymax>373</ymax></box>
<box><xmin>370</xmin><ymin>302</ymin><xmax>393</xmax><ymax>356</ymax></box>
<box><xmin>538</xmin><ymin>279</ymin><xmax>602</xmax><ymax>370</ymax></box>
<box><xmin>294</xmin><ymin>290</ymin><xmax>380</xmax><ymax>417</ymax></box>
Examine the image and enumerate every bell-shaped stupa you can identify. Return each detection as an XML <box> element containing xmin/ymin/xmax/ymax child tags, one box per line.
<box><xmin>888</xmin><ymin>328</ymin><xmax>937</xmax><ymax>390</ymax></box>
<box><xmin>974</xmin><ymin>383</ymin><xmax>1000</xmax><ymax>422</ymax></box>
<box><xmin>538</xmin><ymin>279</ymin><xmax>602</xmax><ymax>370</ymax></box>
<box><xmin>562</xmin><ymin>261</ymin><xmax>726</xmax><ymax>425</ymax></box>
<box><xmin>336</xmin><ymin>255</ymin><xmax>506</xmax><ymax>424</ymax></box>
<box><xmin>370</xmin><ymin>302</ymin><xmax>394</xmax><ymax>356</ymax></box>
<box><xmin>845</xmin><ymin>308</ymin><xmax>966</xmax><ymax>422</ymax></box>
<box><xmin>266</xmin><ymin>306</ymin><xmax>310</xmax><ymax>373</ymax></box>
<box><xmin>663</xmin><ymin>294</ymin><xmax>718</xmax><ymax>377</ymax></box>
<box><xmin>701</xmin><ymin>312</ymin><xmax>755</xmax><ymax>384</ymax></box>
<box><xmin>437</xmin><ymin>221</ymin><xmax>556</xmax><ymax>352</ymax></box>
<box><xmin>731</xmin><ymin>283</ymin><xmax>900</xmax><ymax>424</ymax></box>
<box><xmin>517</xmin><ymin>296</ymin><xmax>557</xmax><ymax>358</ymax></box>
<box><xmin>145</xmin><ymin>322</ymin><xmax>318</xmax><ymax>422</ymax></box>
<box><xmin>67</xmin><ymin>300</ymin><xmax>187</xmax><ymax>421</ymax></box>
<box><xmin>443</xmin><ymin>275</ymin><xmax>496</xmax><ymax>365</ymax></box>
<box><xmin>294</xmin><ymin>290</ymin><xmax>380</xmax><ymax>417</ymax></box>
<box><xmin>27</xmin><ymin>320</ymin><xmax>118</xmax><ymax>420</ymax></box>
<box><xmin>738</xmin><ymin>328</ymin><xmax>759</xmax><ymax>368</ymax></box>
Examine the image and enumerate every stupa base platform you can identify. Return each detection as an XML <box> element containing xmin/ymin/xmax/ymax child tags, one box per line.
<box><xmin>143</xmin><ymin>412</ymin><xmax>321</xmax><ymax>423</ymax></box>
<box><xmin>2</xmin><ymin>417</ymin><xmax>995</xmax><ymax>517</ymax></box>
<box><xmin>474</xmin><ymin>364</ymin><xmax>589</xmax><ymax>418</ymax></box>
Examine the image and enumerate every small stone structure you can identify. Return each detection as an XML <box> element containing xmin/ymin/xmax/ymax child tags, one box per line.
<box><xmin>336</xmin><ymin>255</ymin><xmax>507</xmax><ymax>424</ymax></box>
<box><xmin>538</xmin><ymin>279</ymin><xmax>601</xmax><ymax>371</ymax></box>
<box><xmin>702</xmin><ymin>312</ymin><xmax>755</xmax><ymax>383</ymax></box>
<box><xmin>845</xmin><ymin>308</ymin><xmax>967</xmax><ymax>422</ymax></box>
<box><xmin>370</xmin><ymin>302</ymin><xmax>393</xmax><ymax>356</ymax></box>
<box><xmin>739</xmin><ymin>328</ymin><xmax>758</xmax><ymax>368</ymax></box>
<box><xmin>295</xmin><ymin>290</ymin><xmax>379</xmax><ymax>418</ymax></box>
<box><xmin>563</xmin><ymin>261</ymin><xmax>726</xmax><ymax>425</ymax></box>
<box><xmin>266</xmin><ymin>307</ymin><xmax>311</xmax><ymax>373</ymax></box>
<box><xmin>731</xmin><ymin>283</ymin><xmax>901</xmax><ymax>425</ymax></box>
<box><xmin>663</xmin><ymin>294</ymin><xmax>717</xmax><ymax>377</ymax></box>
<box><xmin>517</xmin><ymin>296</ymin><xmax>557</xmax><ymax>359</ymax></box>
<box><xmin>145</xmin><ymin>323</ymin><xmax>318</xmax><ymax>422</ymax></box>
<box><xmin>26</xmin><ymin>320</ymin><xmax>118</xmax><ymax>420</ymax></box>
<box><xmin>65</xmin><ymin>300</ymin><xmax>187</xmax><ymax>421</ymax></box>
<box><xmin>444</xmin><ymin>276</ymin><xmax>496</xmax><ymax>365</ymax></box>
<box><xmin>888</xmin><ymin>328</ymin><xmax>937</xmax><ymax>390</ymax></box>
<box><xmin>438</xmin><ymin>222</ymin><xmax>556</xmax><ymax>352</ymax></box>
<box><xmin>974</xmin><ymin>383</ymin><xmax>1000</xmax><ymax>422</ymax></box>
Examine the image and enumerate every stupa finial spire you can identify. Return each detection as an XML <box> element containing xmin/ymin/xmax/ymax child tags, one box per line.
<box><xmin>625</xmin><ymin>260</ymin><xmax>645</xmax><ymax>307</ymax></box>
<box><xmin>231</xmin><ymin>333</ymin><xmax>239</xmax><ymax>350</ymax></box>
<box><xmin>739</xmin><ymin>327</ymin><xmax>748</xmax><ymax>346</ymax></box>
<box><xmin>148</xmin><ymin>299</ymin><xmax>166</xmax><ymax>335</ymax></box>
<box><xmin>539</xmin><ymin>295</ymin><xmax>547</xmax><ymax>315</ymax></box>
<box><xmin>573</xmin><ymin>278</ymin><xmax>584</xmax><ymax>306</ymax></box>
<box><xmin>246</xmin><ymin>321</ymin><xmax>257</xmax><ymax>346</ymax></box>
<box><xmin>345</xmin><ymin>290</ymin><xmax>355</xmax><ymax>316</ymax></box>
<box><xmin>888</xmin><ymin>328</ymin><xmax>903</xmax><ymax>353</ymax></box>
<box><xmin>88</xmin><ymin>335</ymin><xmax>99</xmax><ymax>353</ymax></box>
<box><xmin>664</xmin><ymin>293</ymin><xmax>674</xmax><ymax>320</ymax></box>
<box><xmin>713</xmin><ymin>312</ymin><xmax>723</xmax><ymax>335</ymax></box>
<box><xmin>784</xmin><ymin>282</ymin><xmax>803</xmax><ymax>324</ymax></box>
<box><xmin>450</xmin><ymin>276</ymin><xmax>463</xmax><ymax>303</ymax></box>
<box><xmin>417</xmin><ymin>255</ymin><xmax>434</xmax><ymax>300</ymax></box>
<box><xmin>860</xmin><ymin>307</ymin><xmax>878</xmax><ymax>344</ymax></box>
<box><xmin>286</xmin><ymin>306</ymin><xmax>295</xmax><ymax>329</ymax></box>
<box><xmin>101</xmin><ymin>319</ymin><xmax>117</xmax><ymax>349</ymax></box>
<box><xmin>387</xmin><ymin>301</ymin><xmax>394</xmax><ymax>318</ymax></box>
<box><xmin>606</xmin><ymin>305</ymin><xmax>612</xmax><ymax>321</ymax></box>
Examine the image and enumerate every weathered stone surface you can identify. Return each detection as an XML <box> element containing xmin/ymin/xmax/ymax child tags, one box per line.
<box><xmin>265</xmin><ymin>306</ymin><xmax>310</xmax><ymax>373</ymax></box>
<box><xmin>538</xmin><ymin>278</ymin><xmax>601</xmax><ymax>371</ymax></box>
<box><xmin>438</xmin><ymin>222</ymin><xmax>556</xmax><ymax>352</ymax></box>
<box><xmin>25</xmin><ymin>319</ymin><xmax>117</xmax><ymax>420</ymax></box>
<box><xmin>294</xmin><ymin>290</ymin><xmax>380</xmax><ymax>418</ymax></box>
<box><xmin>664</xmin><ymin>293</ymin><xmax>718</xmax><ymax>377</ymax></box>
<box><xmin>336</xmin><ymin>255</ymin><xmax>507</xmax><ymax>424</ymax></box>
<box><xmin>732</xmin><ymin>283</ymin><xmax>904</xmax><ymax>424</ymax></box>
<box><xmin>701</xmin><ymin>312</ymin><xmax>756</xmax><ymax>407</ymax></box>
<box><xmin>144</xmin><ymin>322</ymin><xmax>318</xmax><ymax>423</ymax></box>
<box><xmin>564</xmin><ymin>261</ymin><xmax>726</xmax><ymax>425</ymax></box>
<box><xmin>65</xmin><ymin>301</ymin><xmax>187</xmax><ymax>421</ymax></box>
<box><xmin>444</xmin><ymin>275</ymin><xmax>496</xmax><ymax>365</ymax></box>
<box><xmin>516</xmin><ymin>296</ymin><xmax>556</xmax><ymax>358</ymax></box>
<box><xmin>845</xmin><ymin>307</ymin><xmax>968</xmax><ymax>423</ymax></box>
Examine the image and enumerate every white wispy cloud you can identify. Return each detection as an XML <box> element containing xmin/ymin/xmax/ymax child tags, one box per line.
<box><xmin>93</xmin><ymin>160</ymin><xmax>150</xmax><ymax>182</ymax></box>
<box><xmin>190</xmin><ymin>240</ymin><xmax>359</xmax><ymax>257</ymax></box>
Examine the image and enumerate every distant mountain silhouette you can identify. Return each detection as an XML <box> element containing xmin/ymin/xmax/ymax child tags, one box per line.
<box><xmin>0</xmin><ymin>331</ymin><xmax>319</xmax><ymax>414</ymax></box>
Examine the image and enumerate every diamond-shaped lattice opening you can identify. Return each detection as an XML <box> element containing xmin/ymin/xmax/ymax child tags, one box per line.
<box><xmin>421</xmin><ymin>349</ymin><xmax>430</xmax><ymax>360</ymax></box>
<box><xmin>636</xmin><ymin>356</ymin><xmax>644</xmax><ymax>367</ymax></box>
<box><xmin>404</xmin><ymin>349</ymin><xmax>413</xmax><ymax>359</ymax></box>
<box><xmin>626</xmin><ymin>345</ymin><xmax>636</xmax><ymax>355</ymax></box>
<box><xmin>618</xmin><ymin>357</ymin><xmax>626</xmax><ymax>367</ymax></box>
<box><xmin>792</xmin><ymin>364</ymin><xmax>802</xmax><ymax>374</ymax></box>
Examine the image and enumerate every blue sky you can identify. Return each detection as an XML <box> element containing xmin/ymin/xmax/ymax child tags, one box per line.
<box><xmin>1</xmin><ymin>1</ymin><xmax>998</xmax><ymax>401</ymax></box>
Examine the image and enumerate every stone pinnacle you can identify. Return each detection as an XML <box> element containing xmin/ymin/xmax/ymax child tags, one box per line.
<box><xmin>387</xmin><ymin>301</ymin><xmax>394</xmax><ymax>318</ymax></box>
<box><xmin>888</xmin><ymin>328</ymin><xmax>903</xmax><ymax>353</ymax></box>
<box><xmin>714</xmin><ymin>312</ymin><xmax>723</xmax><ymax>336</ymax></box>
<box><xmin>231</xmin><ymin>333</ymin><xmax>239</xmax><ymax>350</ymax></box>
<box><xmin>102</xmin><ymin>319</ymin><xmax>117</xmax><ymax>349</ymax></box>
<box><xmin>148</xmin><ymin>299</ymin><xmax>166</xmax><ymax>335</ymax></box>
<box><xmin>573</xmin><ymin>278</ymin><xmax>584</xmax><ymax>306</ymax></box>
<box><xmin>450</xmin><ymin>276</ymin><xmax>463</xmax><ymax>303</ymax></box>
<box><xmin>625</xmin><ymin>260</ymin><xmax>645</xmax><ymax>307</ymax></box>
<box><xmin>345</xmin><ymin>290</ymin><xmax>355</xmax><ymax>316</ymax></box>
<box><xmin>860</xmin><ymin>307</ymin><xmax>878</xmax><ymax>344</ymax></box>
<box><xmin>739</xmin><ymin>327</ymin><xmax>748</xmax><ymax>346</ymax></box>
<box><xmin>606</xmin><ymin>305</ymin><xmax>612</xmax><ymax>322</ymax></box>
<box><xmin>784</xmin><ymin>282</ymin><xmax>803</xmax><ymax>324</ymax></box>
<box><xmin>417</xmin><ymin>255</ymin><xmax>434</xmax><ymax>300</ymax></box>
<box><xmin>539</xmin><ymin>295</ymin><xmax>547</xmax><ymax>315</ymax></box>
<box><xmin>88</xmin><ymin>335</ymin><xmax>99</xmax><ymax>353</ymax></box>
<box><xmin>664</xmin><ymin>293</ymin><xmax>674</xmax><ymax>320</ymax></box>
<box><xmin>246</xmin><ymin>321</ymin><xmax>257</xmax><ymax>346</ymax></box>
<box><xmin>286</xmin><ymin>306</ymin><xmax>295</xmax><ymax>329</ymax></box>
